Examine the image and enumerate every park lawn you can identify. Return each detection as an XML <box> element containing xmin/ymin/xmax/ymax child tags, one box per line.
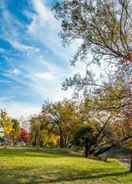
<box><xmin>0</xmin><ymin>147</ymin><xmax>131</xmax><ymax>184</ymax></box>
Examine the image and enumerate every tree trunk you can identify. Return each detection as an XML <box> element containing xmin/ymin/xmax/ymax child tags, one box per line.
<box><xmin>130</xmin><ymin>151</ymin><xmax>132</xmax><ymax>172</ymax></box>
<box><xmin>84</xmin><ymin>137</ymin><xmax>89</xmax><ymax>158</ymax></box>
<box><xmin>94</xmin><ymin>145</ymin><xmax>114</xmax><ymax>157</ymax></box>
<box><xmin>32</xmin><ymin>133</ymin><xmax>37</xmax><ymax>146</ymax></box>
<box><xmin>60</xmin><ymin>134</ymin><xmax>64</xmax><ymax>148</ymax></box>
<box><xmin>12</xmin><ymin>138</ymin><xmax>16</xmax><ymax>146</ymax></box>
<box><xmin>59</xmin><ymin>127</ymin><xmax>65</xmax><ymax>148</ymax></box>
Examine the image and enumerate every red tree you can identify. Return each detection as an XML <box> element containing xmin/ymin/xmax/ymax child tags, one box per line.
<box><xmin>19</xmin><ymin>128</ymin><xmax>29</xmax><ymax>143</ymax></box>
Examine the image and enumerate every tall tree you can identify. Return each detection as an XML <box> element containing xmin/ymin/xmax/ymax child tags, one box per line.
<box><xmin>54</xmin><ymin>0</ymin><xmax>132</xmax><ymax>171</ymax></box>
<box><xmin>41</xmin><ymin>100</ymin><xmax>80</xmax><ymax>147</ymax></box>
<box><xmin>30</xmin><ymin>117</ymin><xmax>41</xmax><ymax>146</ymax></box>
<box><xmin>10</xmin><ymin>119</ymin><xmax>20</xmax><ymax>145</ymax></box>
<box><xmin>54</xmin><ymin>0</ymin><xmax>131</xmax><ymax>100</ymax></box>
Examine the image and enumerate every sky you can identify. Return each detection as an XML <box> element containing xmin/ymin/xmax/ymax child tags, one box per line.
<box><xmin>0</xmin><ymin>0</ymin><xmax>86</xmax><ymax>118</ymax></box>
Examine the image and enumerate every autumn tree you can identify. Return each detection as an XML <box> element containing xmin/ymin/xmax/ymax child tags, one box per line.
<box><xmin>0</xmin><ymin>110</ymin><xmax>13</xmax><ymax>143</ymax></box>
<box><xmin>54</xmin><ymin>0</ymin><xmax>132</xmax><ymax>171</ymax></box>
<box><xmin>10</xmin><ymin>119</ymin><xmax>20</xmax><ymax>145</ymax></box>
<box><xmin>19</xmin><ymin>128</ymin><xmax>29</xmax><ymax>143</ymax></box>
<box><xmin>80</xmin><ymin>81</ymin><xmax>132</xmax><ymax>168</ymax></box>
<box><xmin>30</xmin><ymin>114</ymin><xmax>54</xmax><ymax>146</ymax></box>
<box><xmin>54</xmin><ymin>0</ymin><xmax>131</xmax><ymax>113</ymax></box>
<box><xmin>0</xmin><ymin>111</ymin><xmax>21</xmax><ymax>145</ymax></box>
<box><xmin>41</xmin><ymin>100</ymin><xmax>81</xmax><ymax>148</ymax></box>
<box><xmin>30</xmin><ymin>117</ymin><xmax>41</xmax><ymax>146</ymax></box>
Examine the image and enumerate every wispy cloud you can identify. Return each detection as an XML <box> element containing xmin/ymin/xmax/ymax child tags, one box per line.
<box><xmin>11</xmin><ymin>68</ymin><xmax>21</xmax><ymax>75</ymax></box>
<box><xmin>28</xmin><ymin>0</ymin><xmax>82</xmax><ymax>60</ymax></box>
<box><xmin>0</xmin><ymin>0</ymin><xmax>80</xmax><ymax>119</ymax></box>
<box><xmin>35</xmin><ymin>72</ymin><xmax>55</xmax><ymax>80</ymax></box>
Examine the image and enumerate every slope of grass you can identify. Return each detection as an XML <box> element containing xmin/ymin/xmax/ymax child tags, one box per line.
<box><xmin>0</xmin><ymin>147</ymin><xmax>131</xmax><ymax>184</ymax></box>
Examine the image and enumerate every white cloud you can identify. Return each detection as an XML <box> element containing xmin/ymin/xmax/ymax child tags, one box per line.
<box><xmin>27</xmin><ymin>0</ymin><xmax>82</xmax><ymax>60</ymax></box>
<box><xmin>0</xmin><ymin>4</ymin><xmax>38</xmax><ymax>54</ymax></box>
<box><xmin>9</xmin><ymin>103</ymin><xmax>40</xmax><ymax>119</ymax></box>
<box><xmin>32</xmin><ymin>0</ymin><xmax>55</xmax><ymax>23</ymax></box>
<box><xmin>0</xmin><ymin>97</ymin><xmax>41</xmax><ymax>119</ymax></box>
<box><xmin>28</xmin><ymin>0</ymin><xmax>57</xmax><ymax>33</ymax></box>
<box><xmin>8</xmin><ymin>39</ymin><xmax>34</xmax><ymax>52</ymax></box>
<box><xmin>35</xmin><ymin>72</ymin><xmax>55</xmax><ymax>80</ymax></box>
<box><xmin>25</xmin><ymin>59</ymin><xmax>73</xmax><ymax>101</ymax></box>
<box><xmin>11</xmin><ymin>68</ymin><xmax>21</xmax><ymax>75</ymax></box>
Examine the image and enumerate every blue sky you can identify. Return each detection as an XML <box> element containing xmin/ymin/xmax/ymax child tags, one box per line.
<box><xmin>0</xmin><ymin>0</ymin><xmax>85</xmax><ymax>118</ymax></box>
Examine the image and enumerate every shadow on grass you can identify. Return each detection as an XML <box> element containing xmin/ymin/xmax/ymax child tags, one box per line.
<box><xmin>49</xmin><ymin>171</ymin><xmax>130</xmax><ymax>183</ymax></box>
<box><xmin>0</xmin><ymin>147</ymin><xmax>82</xmax><ymax>158</ymax></box>
<box><xmin>0</xmin><ymin>147</ymin><xmax>131</xmax><ymax>184</ymax></box>
<box><xmin>0</xmin><ymin>165</ymin><xmax>130</xmax><ymax>184</ymax></box>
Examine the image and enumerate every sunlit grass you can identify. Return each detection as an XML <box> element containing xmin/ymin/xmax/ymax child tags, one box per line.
<box><xmin>0</xmin><ymin>147</ymin><xmax>131</xmax><ymax>184</ymax></box>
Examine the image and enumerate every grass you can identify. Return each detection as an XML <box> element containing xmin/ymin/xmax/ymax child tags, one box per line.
<box><xmin>0</xmin><ymin>147</ymin><xmax>131</xmax><ymax>184</ymax></box>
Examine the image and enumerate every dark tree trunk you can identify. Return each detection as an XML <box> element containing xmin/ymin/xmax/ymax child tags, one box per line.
<box><xmin>85</xmin><ymin>145</ymin><xmax>89</xmax><ymax>158</ymax></box>
<box><xmin>59</xmin><ymin>127</ymin><xmax>65</xmax><ymax>148</ymax></box>
<box><xmin>60</xmin><ymin>135</ymin><xmax>64</xmax><ymax>148</ymax></box>
<box><xmin>84</xmin><ymin>137</ymin><xmax>89</xmax><ymax>158</ymax></box>
<box><xmin>94</xmin><ymin>145</ymin><xmax>114</xmax><ymax>157</ymax></box>
<box><xmin>59</xmin><ymin>129</ymin><xmax>65</xmax><ymax>148</ymax></box>
<box><xmin>130</xmin><ymin>151</ymin><xmax>132</xmax><ymax>172</ymax></box>
<box><xmin>32</xmin><ymin>133</ymin><xmax>37</xmax><ymax>146</ymax></box>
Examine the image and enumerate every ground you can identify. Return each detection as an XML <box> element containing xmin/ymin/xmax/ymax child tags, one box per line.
<box><xmin>0</xmin><ymin>147</ymin><xmax>131</xmax><ymax>184</ymax></box>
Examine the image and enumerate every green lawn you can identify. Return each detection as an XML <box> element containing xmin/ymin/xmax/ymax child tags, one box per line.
<box><xmin>0</xmin><ymin>147</ymin><xmax>131</xmax><ymax>184</ymax></box>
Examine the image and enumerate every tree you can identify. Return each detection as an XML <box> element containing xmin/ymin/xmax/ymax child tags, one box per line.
<box><xmin>73</xmin><ymin>122</ymin><xmax>99</xmax><ymax>157</ymax></box>
<box><xmin>30</xmin><ymin>117</ymin><xmax>41</xmax><ymax>146</ymax></box>
<box><xmin>54</xmin><ymin>0</ymin><xmax>131</xmax><ymax>114</ymax></box>
<box><xmin>54</xmin><ymin>0</ymin><xmax>132</xmax><ymax>67</ymax></box>
<box><xmin>41</xmin><ymin>100</ymin><xmax>81</xmax><ymax>147</ymax></box>
<box><xmin>78</xmin><ymin>81</ymin><xmax>132</xmax><ymax>172</ymax></box>
<box><xmin>54</xmin><ymin>0</ymin><xmax>132</xmax><ymax>171</ymax></box>
<box><xmin>0</xmin><ymin>110</ymin><xmax>13</xmax><ymax>143</ymax></box>
<box><xmin>0</xmin><ymin>111</ymin><xmax>21</xmax><ymax>145</ymax></box>
<box><xmin>19</xmin><ymin>128</ymin><xmax>29</xmax><ymax>143</ymax></box>
<box><xmin>10</xmin><ymin>119</ymin><xmax>20</xmax><ymax>145</ymax></box>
